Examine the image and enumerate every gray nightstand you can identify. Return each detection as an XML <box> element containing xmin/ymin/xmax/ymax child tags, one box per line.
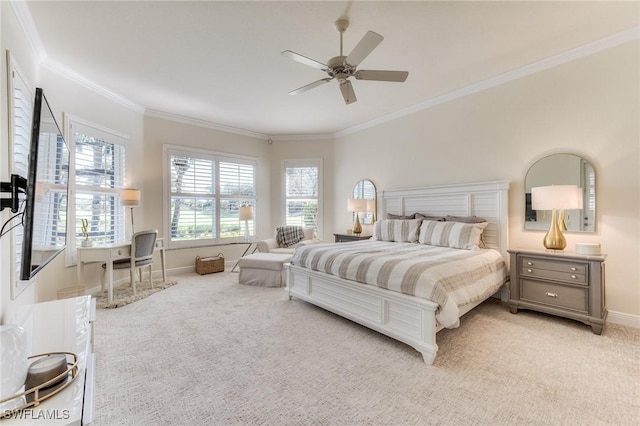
<box><xmin>508</xmin><ymin>248</ymin><xmax>606</xmax><ymax>334</ymax></box>
<box><xmin>334</xmin><ymin>233</ymin><xmax>371</xmax><ymax>242</ymax></box>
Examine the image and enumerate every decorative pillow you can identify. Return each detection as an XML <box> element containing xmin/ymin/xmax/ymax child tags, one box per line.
<box><xmin>445</xmin><ymin>215</ymin><xmax>487</xmax><ymax>223</ymax></box>
<box><xmin>386</xmin><ymin>213</ymin><xmax>416</xmax><ymax>220</ymax></box>
<box><xmin>276</xmin><ymin>226</ymin><xmax>305</xmax><ymax>248</ymax></box>
<box><xmin>415</xmin><ymin>213</ymin><xmax>446</xmax><ymax>221</ymax></box>
<box><xmin>373</xmin><ymin>219</ymin><xmax>422</xmax><ymax>243</ymax></box>
<box><xmin>418</xmin><ymin>220</ymin><xmax>488</xmax><ymax>250</ymax></box>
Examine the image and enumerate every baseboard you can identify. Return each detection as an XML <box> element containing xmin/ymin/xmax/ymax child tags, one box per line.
<box><xmin>607</xmin><ymin>310</ymin><xmax>640</xmax><ymax>329</ymax></box>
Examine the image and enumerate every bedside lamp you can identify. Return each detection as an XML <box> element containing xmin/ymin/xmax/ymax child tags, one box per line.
<box><xmin>121</xmin><ymin>188</ymin><xmax>141</xmax><ymax>236</ymax></box>
<box><xmin>531</xmin><ymin>185</ymin><xmax>582</xmax><ymax>250</ymax></box>
<box><xmin>239</xmin><ymin>205</ymin><xmax>253</xmax><ymax>242</ymax></box>
<box><xmin>347</xmin><ymin>198</ymin><xmax>366</xmax><ymax>235</ymax></box>
<box><xmin>366</xmin><ymin>199</ymin><xmax>376</xmax><ymax>224</ymax></box>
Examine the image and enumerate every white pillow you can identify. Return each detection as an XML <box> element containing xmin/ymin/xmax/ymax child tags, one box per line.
<box><xmin>373</xmin><ymin>219</ymin><xmax>421</xmax><ymax>243</ymax></box>
<box><xmin>418</xmin><ymin>220</ymin><xmax>488</xmax><ymax>250</ymax></box>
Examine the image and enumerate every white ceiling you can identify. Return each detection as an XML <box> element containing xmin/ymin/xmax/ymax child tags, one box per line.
<box><xmin>24</xmin><ymin>1</ymin><xmax>639</xmax><ymax>138</ymax></box>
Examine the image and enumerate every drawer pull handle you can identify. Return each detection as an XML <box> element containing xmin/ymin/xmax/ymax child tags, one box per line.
<box><xmin>570</xmin><ymin>267</ymin><xmax>577</xmax><ymax>272</ymax></box>
<box><xmin>545</xmin><ymin>292</ymin><xmax>558</xmax><ymax>298</ymax></box>
<box><xmin>570</xmin><ymin>275</ymin><xmax>577</xmax><ymax>279</ymax></box>
<box><xmin>527</xmin><ymin>261</ymin><xmax>533</xmax><ymax>266</ymax></box>
<box><xmin>527</xmin><ymin>269</ymin><xmax>533</xmax><ymax>273</ymax></box>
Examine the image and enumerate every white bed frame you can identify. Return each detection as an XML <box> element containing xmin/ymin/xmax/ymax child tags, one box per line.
<box><xmin>286</xmin><ymin>180</ymin><xmax>510</xmax><ymax>365</ymax></box>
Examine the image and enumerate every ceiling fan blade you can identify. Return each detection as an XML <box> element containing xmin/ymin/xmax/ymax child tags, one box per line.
<box><xmin>355</xmin><ymin>70</ymin><xmax>409</xmax><ymax>82</ymax></box>
<box><xmin>345</xmin><ymin>31</ymin><xmax>383</xmax><ymax>66</ymax></box>
<box><xmin>339</xmin><ymin>80</ymin><xmax>357</xmax><ymax>105</ymax></box>
<box><xmin>289</xmin><ymin>78</ymin><xmax>333</xmax><ymax>95</ymax></box>
<box><xmin>281</xmin><ymin>50</ymin><xmax>327</xmax><ymax>70</ymax></box>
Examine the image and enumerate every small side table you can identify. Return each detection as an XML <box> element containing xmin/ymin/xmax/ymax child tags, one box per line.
<box><xmin>334</xmin><ymin>233</ymin><xmax>372</xmax><ymax>242</ymax></box>
<box><xmin>231</xmin><ymin>242</ymin><xmax>257</xmax><ymax>272</ymax></box>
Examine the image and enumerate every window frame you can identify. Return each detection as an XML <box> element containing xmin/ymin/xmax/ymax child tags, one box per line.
<box><xmin>64</xmin><ymin>114</ymin><xmax>130</xmax><ymax>265</ymax></box>
<box><xmin>282</xmin><ymin>158</ymin><xmax>323</xmax><ymax>237</ymax></box>
<box><xmin>163</xmin><ymin>144</ymin><xmax>258</xmax><ymax>249</ymax></box>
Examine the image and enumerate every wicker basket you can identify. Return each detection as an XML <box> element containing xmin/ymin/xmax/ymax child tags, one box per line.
<box><xmin>195</xmin><ymin>254</ymin><xmax>225</xmax><ymax>274</ymax></box>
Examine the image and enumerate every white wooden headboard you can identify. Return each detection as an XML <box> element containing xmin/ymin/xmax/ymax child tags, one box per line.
<box><xmin>378</xmin><ymin>181</ymin><xmax>510</xmax><ymax>260</ymax></box>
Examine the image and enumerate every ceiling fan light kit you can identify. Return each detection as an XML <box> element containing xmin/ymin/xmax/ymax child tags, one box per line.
<box><xmin>282</xmin><ymin>19</ymin><xmax>409</xmax><ymax>105</ymax></box>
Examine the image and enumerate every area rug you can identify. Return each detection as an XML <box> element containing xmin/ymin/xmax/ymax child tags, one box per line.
<box><xmin>95</xmin><ymin>280</ymin><xmax>178</xmax><ymax>309</ymax></box>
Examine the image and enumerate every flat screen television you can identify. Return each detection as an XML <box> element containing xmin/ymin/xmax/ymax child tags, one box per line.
<box><xmin>20</xmin><ymin>88</ymin><xmax>70</xmax><ymax>280</ymax></box>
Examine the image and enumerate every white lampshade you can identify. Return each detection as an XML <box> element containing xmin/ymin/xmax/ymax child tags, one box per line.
<box><xmin>121</xmin><ymin>188</ymin><xmax>141</xmax><ymax>207</ymax></box>
<box><xmin>366</xmin><ymin>199</ymin><xmax>375</xmax><ymax>212</ymax></box>
<box><xmin>239</xmin><ymin>206</ymin><xmax>254</xmax><ymax>221</ymax></box>
<box><xmin>347</xmin><ymin>198</ymin><xmax>367</xmax><ymax>212</ymax></box>
<box><xmin>531</xmin><ymin>185</ymin><xmax>582</xmax><ymax>210</ymax></box>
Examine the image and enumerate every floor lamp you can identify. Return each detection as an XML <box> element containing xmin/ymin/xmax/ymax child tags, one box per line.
<box><xmin>239</xmin><ymin>205</ymin><xmax>253</xmax><ymax>242</ymax></box>
<box><xmin>121</xmin><ymin>189</ymin><xmax>141</xmax><ymax>237</ymax></box>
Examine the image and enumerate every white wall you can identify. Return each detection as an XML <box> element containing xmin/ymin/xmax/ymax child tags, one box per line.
<box><xmin>333</xmin><ymin>41</ymin><xmax>640</xmax><ymax>320</ymax></box>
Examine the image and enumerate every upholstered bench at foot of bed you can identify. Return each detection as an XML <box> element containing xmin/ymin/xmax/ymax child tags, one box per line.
<box><xmin>238</xmin><ymin>253</ymin><xmax>292</xmax><ymax>287</ymax></box>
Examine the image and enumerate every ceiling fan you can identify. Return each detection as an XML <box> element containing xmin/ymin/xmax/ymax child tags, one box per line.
<box><xmin>281</xmin><ymin>19</ymin><xmax>409</xmax><ymax>105</ymax></box>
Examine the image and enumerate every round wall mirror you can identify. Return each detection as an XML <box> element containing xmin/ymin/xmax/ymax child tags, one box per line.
<box><xmin>524</xmin><ymin>153</ymin><xmax>595</xmax><ymax>232</ymax></box>
<box><xmin>353</xmin><ymin>179</ymin><xmax>376</xmax><ymax>225</ymax></box>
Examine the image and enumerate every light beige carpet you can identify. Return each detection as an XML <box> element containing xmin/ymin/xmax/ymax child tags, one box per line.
<box><xmin>94</xmin><ymin>279</ymin><xmax>177</xmax><ymax>309</ymax></box>
<box><xmin>93</xmin><ymin>271</ymin><xmax>639</xmax><ymax>425</ymax></box>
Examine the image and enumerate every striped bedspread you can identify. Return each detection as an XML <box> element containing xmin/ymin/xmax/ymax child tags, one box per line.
<box><xmin>291</xmin><ymin>240</ymin><xmax>508</xmax><ymax>328</ymax></box>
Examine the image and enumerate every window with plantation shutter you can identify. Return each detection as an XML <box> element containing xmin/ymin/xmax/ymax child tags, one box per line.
<box><xmin>8</xmin><ymin>62</ymin><xmax>33</xmax><ymax>283</ymax></box>
<box><xmin>283</xmin><ymin>159</ymin><xmax>322</xmax><ymax>236</ymax></box>
<box><xmin>68</xmin><ymin>118</ymin><xmax>128</xmax><ymax>263</ymax></box>
<box><xmin>165</xmin><ymin>146</ymin><xmax>257</xmax><ymax>248</ymax></box>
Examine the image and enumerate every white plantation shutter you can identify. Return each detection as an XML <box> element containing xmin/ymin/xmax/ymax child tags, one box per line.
<box><xmin>31</xmin><ymin>133</ymin><xmax>69</xmax><ymax>251</ymax></box>
<box><xmin>166</xmin><ymin>147</ymin><xmax>256</xmax><ymax>247</ymax></box>
<box><xmin>69</xmin><ymin>119</ymin><xmax>127</xmax><ymax>262</ymax></box>
<box><xmin>219</xmin><ymin>160</ymin><xmax>255</xmax><ymax>238</ymax></box>
<box><xmin>284</xmin><ymin>160</ymin><xmax>321</xmax><ymax>234</ymax></box>
<box><xmin>9</xmin><ymin>66</ymin><xmax>33</xmax><ymax>280</ymax></box>
<box><xmin>169</xmin><ymin>154</ymin><xmax>216</xmax><ymax>241</ymax></box>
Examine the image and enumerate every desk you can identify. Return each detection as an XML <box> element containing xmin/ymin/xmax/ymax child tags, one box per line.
<box><xmin>77</xmin><ymin>238</ymin><xmax>166</xmax><ymax>304</ymax></box>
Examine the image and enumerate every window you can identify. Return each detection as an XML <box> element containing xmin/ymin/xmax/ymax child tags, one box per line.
<box><xmin>67</xmin><ymin>117</ymin><xmax>128</xmax><ymax>263</ymax></box>
<box><xmin>7</xmin><ymin>59</ymin><xmax>33</xmax><ymax>288</ymax></box>
<box><xmin>283</xmin><ymin>159</ymin><xmax>322</xmax><ymax>236</ymax></box>
<box><xmin>165</xmin><ymin>146</ymin><xmax>256</xmax><ymax>248</ymax></box>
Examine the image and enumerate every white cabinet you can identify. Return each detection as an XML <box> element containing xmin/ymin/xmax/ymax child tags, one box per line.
<box><xmin>3</xmin><ymin>296</ymin><xmax>96</xmax><ymax>425</ymax></box>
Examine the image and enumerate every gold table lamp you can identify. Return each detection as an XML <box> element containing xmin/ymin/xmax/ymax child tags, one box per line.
<box><xmin>531</xmin><ymin>185</ymin><xmax>583</xmax><ymax>250</ymax></box>
<box><xmin>347</xmin><ymin>198</ymin><xmax>367</xmax><ymax>234</ymax></box>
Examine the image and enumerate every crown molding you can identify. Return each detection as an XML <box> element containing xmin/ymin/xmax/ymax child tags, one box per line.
<box><xmin>43</xmin><ymin>60</ymin><xmax>145</xmax><ymax>114</ymax></box>
<box><xmin>268</xmin><ymin>133</ymin><xmax>335</xmax><ymax>142</ymax></box>
<box><xmin>9</xmin><ymin>0</ymin><xmax>47</xmax><ymax>62</ymax></box>
<box><xmin>334</xmin><ymin>26</ymin><xmax>640</xmax><ymax>139</ymax></box>
<box><xmin>144</xmin><ymin>109</ymin><xmax>268</xmax><ymax>140</ymax></box>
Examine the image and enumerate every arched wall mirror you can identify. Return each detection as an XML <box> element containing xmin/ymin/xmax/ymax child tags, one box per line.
<box><xmin>353</xmin><ymin>179</ymin><xmax>376</xmax><ymax>225</ymax></box>
<box><xmin>524</xmin><ymin>153</ymin><xmax>595</xmax><ymax>232</ymax></box>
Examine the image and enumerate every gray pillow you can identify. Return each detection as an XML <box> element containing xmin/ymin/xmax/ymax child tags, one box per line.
<box><xmin>387</xmin><ymin>213</ymin><xmax>416</xmax><ymax>220</ymax></box>
<box><xmin>415</xmin><ymin>213</ymin><xmax>446</xmax><ymax>221</ymax></box>
<box><xmin>445</xmin><ymin>215</ymin><xmax>487</xmax><ymax>223</ymax></box>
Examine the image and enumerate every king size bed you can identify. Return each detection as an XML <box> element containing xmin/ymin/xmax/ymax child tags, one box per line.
<box><xmin>286</xmin><ymin>181</ymin><xmax>510</xmax><ymax>365</ymax></box>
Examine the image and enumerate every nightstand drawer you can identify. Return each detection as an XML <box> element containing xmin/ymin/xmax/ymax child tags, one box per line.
<box><xmin>521</xmin><ymin>279</ymin><xmax>588</xmax><ymax>313</ymax></box>
<box><xmin>520</xmin><ymin>257</ymin><xmax>587</xmax><ymax>285</ymax></box>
